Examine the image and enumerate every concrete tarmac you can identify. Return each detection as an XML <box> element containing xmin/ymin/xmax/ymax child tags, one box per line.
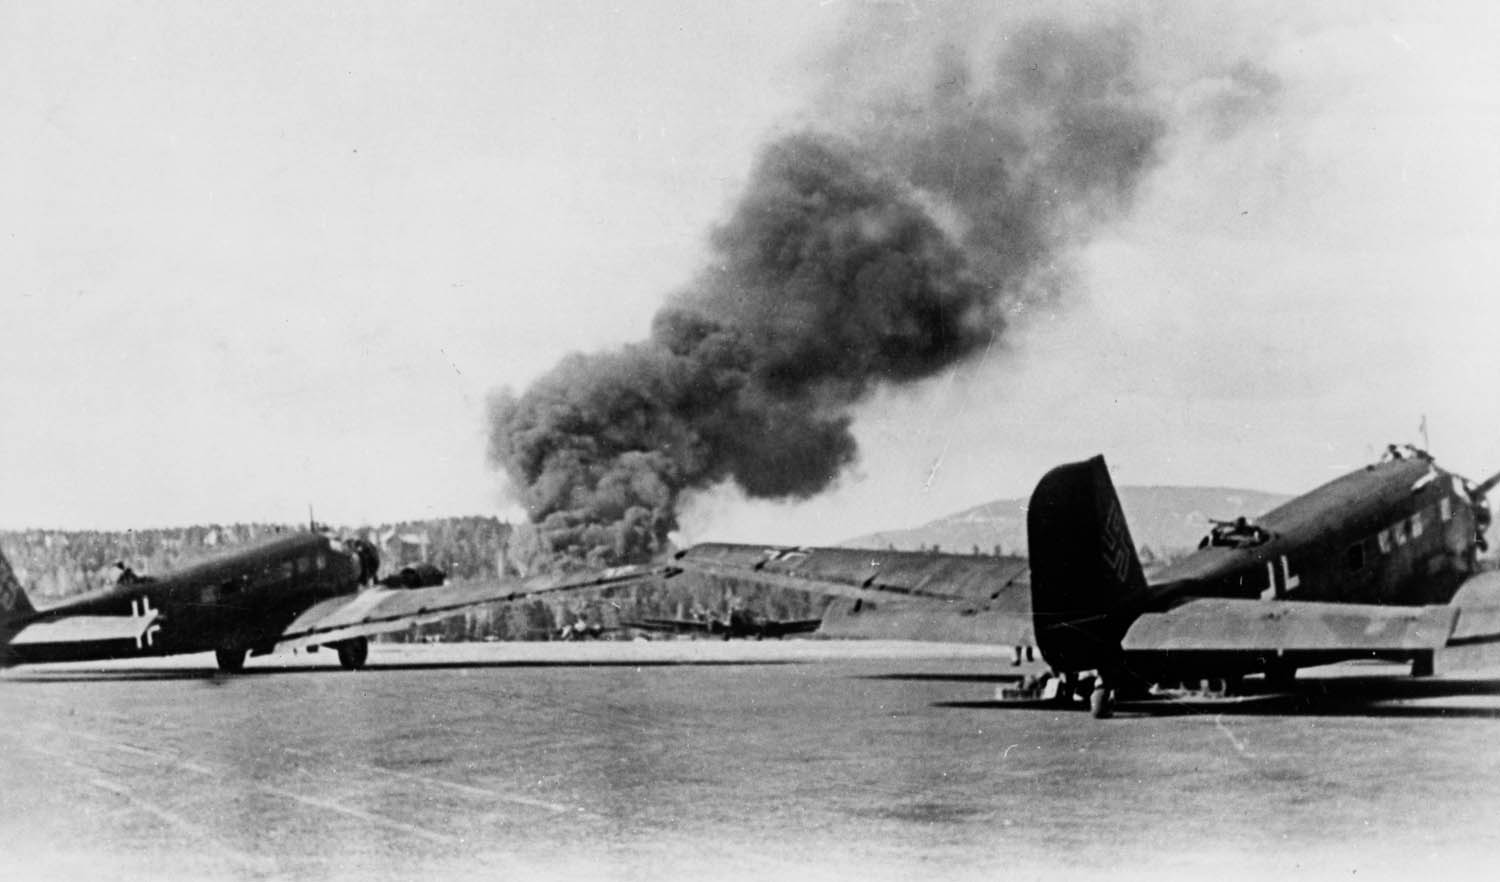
<box><xmin>4</xmin><ymin>641</ymin><xmax>1500</xmax><ymax>881</ymax></box>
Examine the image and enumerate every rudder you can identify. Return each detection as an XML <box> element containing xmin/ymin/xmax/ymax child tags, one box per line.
<box><xmin>0</xmin><ymin>546</ymin><xmax>37</xmax><ymax>625</ymax></box>
<box><xmin>1026</xmin><ymin>455</ymin><xmax>1148</xmax><ymax>674</ymax></box>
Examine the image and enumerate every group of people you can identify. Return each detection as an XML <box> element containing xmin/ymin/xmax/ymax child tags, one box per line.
<box><xmin>1199</xmin><ymin>516</ymin><xmax>1271</xmax><ymax>549</ymax></box>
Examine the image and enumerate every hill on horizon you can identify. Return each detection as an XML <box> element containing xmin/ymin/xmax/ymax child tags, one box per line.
<box><xmin>840</xmin><ymin>486</ymin><xmax>1293</xmax><ymax>557</ymax></box>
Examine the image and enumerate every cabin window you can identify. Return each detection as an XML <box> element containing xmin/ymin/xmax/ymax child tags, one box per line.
<box><xmin>279</xmin><ymin>561</ymin><xmax>295</xmax><ymax>581</ymax></box>
<box><xmin>315</xmin><ymin>554</ymin><xmax>327</xmax><ymax>571</ymax></box>
<box><xmin>1345</xmin><ymin>542</ymin><xmax>1366</xmax><ymax>571</ymax></box>
<box><xmin>1410</xmin><ymin>512</ymin><xmax>1425</xmax><ymax>539</ymax></box>
<box><xmin>1377</xmin><ymin>530</ymin><xmax>1392</xmax><ymax>554</ymax></box>
<box><xmin>1441</xmin><ymin>497</ymin><xmax>1453</xmax><ymax>522</ymax></box>
<box><xmin>296</xmin><ymin>557</ymin><xmax>311</xmax><ymax>574</ymax></box>
<box><xmin>1394</xmin><ymin>521</ymin><xmax>1408</xmax><ymax>546</ymax></box>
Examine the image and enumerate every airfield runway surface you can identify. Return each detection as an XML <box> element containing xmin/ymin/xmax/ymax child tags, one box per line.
<box><xmin>4</xmin><ymin>641</ymin><xmax>1500</xmax><ymax>882</ymax></box>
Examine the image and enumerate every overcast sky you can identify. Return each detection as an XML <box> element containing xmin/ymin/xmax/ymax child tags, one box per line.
<box><xmin>4</xmin><ymin>2</ymin><xmax>1500</xmax><ymax>544</ymax></box>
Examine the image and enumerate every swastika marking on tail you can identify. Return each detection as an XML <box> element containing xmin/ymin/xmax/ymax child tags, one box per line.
<box><xmin>1100</xmin><ymin>499</ymin><xmax>1133</xmax><ymax>582</ymax></box>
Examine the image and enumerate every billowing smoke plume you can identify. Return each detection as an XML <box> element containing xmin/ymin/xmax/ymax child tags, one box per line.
<box><xmin>488</xmin><ymin>13</ymin><xmax>1212</xmax><ymax>567</ymax></box>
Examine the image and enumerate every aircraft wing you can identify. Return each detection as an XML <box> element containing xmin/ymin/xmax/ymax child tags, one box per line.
<box><xmin>274</xmin><ymin>564</ymin><xmax>662</xmax><ymax>651</ymax></box>
<box><xmin>1123</xmin><ymin>572</ymin><xmax>1500</xmax><ymax>673</ymax></box>
<box><xmin>675</xmin><ymin>543</ymin><xmax>1028</xmax><ymax>603</ymax></box>
<box><xmin>1122</xmin><ymin>598</ymin><xmax>1458</xmax><ymax>658</ymax></box>
<box><xmin>672</xmin><ymin>543</ymin><xmax>1034</xmax><ymax>645</ymax></box>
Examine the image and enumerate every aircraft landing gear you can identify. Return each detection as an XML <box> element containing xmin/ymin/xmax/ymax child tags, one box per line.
<box><xmin>997</xmin><ymin>669</ymin><xmax>1118</xmax><ymax>718</ymax></box>
<box><xmin>334</xmin><ymin>636</ymin><xmax>369</xmax><ymax>671</ymax></box>
<box><xmin>1053</xmin><ymin>672</ymin><xmax>1079</xmax><ymax>706</ymax></box>
<box><xmin>1089</xmin><ymin>682</ymin><xmax>1114</xmax><ymax>719</ymax></box>
<box><xmin>215</xmin><ymin>647</ymin><xmax>247</xmax><ymax>674</ymax></box>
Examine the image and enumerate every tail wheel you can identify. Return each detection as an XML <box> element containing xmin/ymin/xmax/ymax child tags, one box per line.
<box><xmin>215</xmin><ymin>647</ymin><xmax>247</xmax><ymax>674</ymax></box>
<box><xmin>334</xmin><ymin>636</ymin><xmax>369</xmax><ymax>671</ymax></box>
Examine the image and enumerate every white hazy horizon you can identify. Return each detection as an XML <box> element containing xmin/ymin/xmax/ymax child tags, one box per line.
<box><xmin>4</xmin><ymin>2</ymin><xmax>1499</xmax><ymax>545</ymax></box>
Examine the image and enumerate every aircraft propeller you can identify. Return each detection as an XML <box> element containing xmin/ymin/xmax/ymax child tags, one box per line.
<box><xmin>1464</xmin><ymin>468</ymin><xmax>1500</xmax><ymax>552</ymax></box>
<box><xmin>351</xmin><ymin>537</ymin><xmax>381</xmax><ymax>584</ymax></box>
<box><xmin>1470</xmin><ymin>469</ymin><xmax>1500</xmax><ymax>500</ymax></box>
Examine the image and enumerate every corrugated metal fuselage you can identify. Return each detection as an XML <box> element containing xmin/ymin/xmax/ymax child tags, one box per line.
<box><xmin>1</xmin><ymin>532</ymin><xmax>361</xmax><ymax>665</ymax></box>
<box><xmin>1148</xmin><ymin>457</ymin><xmax>1481</xmax><ymax>610</ymax></box>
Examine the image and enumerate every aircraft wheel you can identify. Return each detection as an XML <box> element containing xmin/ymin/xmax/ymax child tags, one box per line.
<box><xmin>1089</xmin><ymin>685</ymin><xmax>1114</xmax><ymax>719</ymax></box>
<box><xmin>215</xmin><ymin>647</ymin><xmax>247</xmax><ymax>674</ymax></box>
<box><xmin>335</xmin><ymin>637</ymin><xmax>369</xmax><ymax>671</ymax></box>
<box><xmin>1052</xmin><ymin>673</ymin><xmax>1078</xmax><ymax>706</ymax></box>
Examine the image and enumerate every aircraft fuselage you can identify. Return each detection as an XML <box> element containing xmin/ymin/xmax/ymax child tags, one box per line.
<box><xmin>1148</xmin><ymin>456</ymin><xmax>1482</xmax><ymax>610</ymax></box>
<box><xmin>1</xmin><ymin>532</ymin><xmax>364</xmax><ymax>666</ymax></box>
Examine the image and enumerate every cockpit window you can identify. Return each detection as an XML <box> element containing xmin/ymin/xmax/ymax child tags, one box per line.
<box><xmin>1199</xmin><ymin>516</ymin><xmax>1271</xmax><ymax>549</ymax></box>
<box><xmin>1380</xmin><ymin>443</ymin><xmax>1433</xmax><ymax>464</ymax></box>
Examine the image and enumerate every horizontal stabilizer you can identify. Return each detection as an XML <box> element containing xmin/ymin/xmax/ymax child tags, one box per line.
<box><xmin>9</xmin><ymin>611</ymin><xmax>162</xmax><ymax>646</ymax></box>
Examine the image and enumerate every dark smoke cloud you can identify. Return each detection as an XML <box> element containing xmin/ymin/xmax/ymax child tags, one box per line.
<box><xmin>489</xmin><ymin>14</ymin><xmax>1178</xmax><ymax>567</ymax></box>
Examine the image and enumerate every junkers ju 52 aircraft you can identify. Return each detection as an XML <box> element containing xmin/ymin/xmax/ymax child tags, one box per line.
<box><xmin>0</xmin><ymin>529</ymin><xmax>645</xmax><ymax>673</ymax></box>
<box><xmin>621</xmin><ymin>593</ymin><xmax>824</xmax><ymax>641</ymax></box>
<box><xmin>663</xmin><ymin>445</ymin><xmax>1500</xmax><ymax>717</ymax></box>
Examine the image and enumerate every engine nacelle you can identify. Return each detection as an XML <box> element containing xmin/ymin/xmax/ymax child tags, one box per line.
<box><xmin>378</xmin><ymin>562</ymin><xmax>447</xmax><ymax>589</ymax></box>
<box><xmin>350</xmin><ymin>538</ymin><xmax>381</xmax><ymax>585</ymax></box>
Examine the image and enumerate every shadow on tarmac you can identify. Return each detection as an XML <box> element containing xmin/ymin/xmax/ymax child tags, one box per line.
<box><xmin>1</xmin><ymin>658</ymin><xmax>799</xmax><ymax>684</ymax></box>
<box><xmin>865</xmin><ymin>672</ymin><xmax>1030</xmax><ymax>684</ymax></box>
<box><xmin>930</xmin><ymin>673</ymin><xmax>1500</xmax><ymax>720</ymax></box>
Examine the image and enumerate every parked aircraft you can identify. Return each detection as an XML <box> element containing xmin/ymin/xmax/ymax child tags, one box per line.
<box><xmin>556</xmin><ymin>617</ymin><xmax>611</xmax><ymax>640</ymax></box>
<box><xmin>622</xmin><ymin>607</ymin><xmax>823</xmax><ymax>640</ymax></box>
<box><xmin>0</xmin><ymin>530</ymin><xmax>647</xmax><ymax>672</ymax></box>
<box><xmin>663</xmin><ymin>445</ymin><xmax>1500</xmax><ymax>717</ymax></box>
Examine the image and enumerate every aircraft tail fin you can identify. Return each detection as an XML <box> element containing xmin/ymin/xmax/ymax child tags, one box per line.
<box><xmin>0</xmin><ymin>546</ymin><xmax>37</xmax><ymax>626</ymax></box>
<box><xmin>1026</xmin><ymin>455</ymin><xmax>1148</xmax><ymax>673</ymax></box>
